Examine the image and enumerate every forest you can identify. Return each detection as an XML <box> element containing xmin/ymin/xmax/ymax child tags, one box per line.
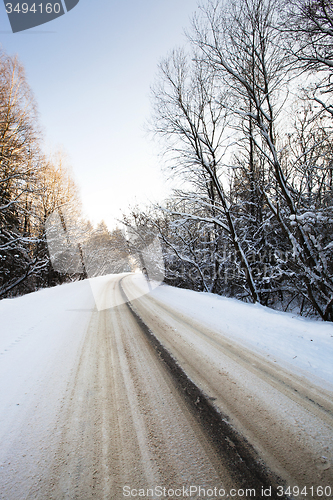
<box><xmin>0</xmin><ymin>49</ymin><xmax>129</xmax><ymax>299</ymax></box>
<box><xmin>1</xmin><ymin>0</ymin><xmax>333</xmax><ymax>321</ymax></box>
<box><xmin>125</xmin><ymin>0</ymin><xmax>333</xmax><ymax>320</ymax></box>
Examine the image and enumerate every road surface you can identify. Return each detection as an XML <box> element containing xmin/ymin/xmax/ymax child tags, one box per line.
<box><xmin>0</xmin><ymin>274</ymin><xmax>332</xmax><ymax>499</ymax></box>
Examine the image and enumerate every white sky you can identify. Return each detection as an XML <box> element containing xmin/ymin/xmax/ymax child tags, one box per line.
<box><xmin>0</xmin><ymin>0</ymin><xmax>198</xmax><ymax>228</ymax></box>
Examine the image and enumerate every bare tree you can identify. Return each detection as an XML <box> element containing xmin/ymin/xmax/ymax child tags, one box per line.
<box><xmin>151</xmin><ymin>48</ymin><xmax>259</xmax><ymax>302</ymax></box>
<box><xmin>283</xmin><ymin>0</ymin><xmax>333</xmax><ymax>116</ymax></box>
<box><xmin>190</xmin><ymin>0</ymin><xmax>333</xmax><ymax>319</ymax></box>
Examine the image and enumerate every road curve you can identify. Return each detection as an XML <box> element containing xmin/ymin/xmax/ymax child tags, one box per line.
<box><xmin>34</xmin><ymin>274</ymin><xmax>255</xmax><ymax>499</ymax></box>
<box><xmin>1</xmin><ymin>273</ymin><xmax>332</xmax><ymax>500</ymax></box>
<box><xmin>121</xmin><ymin>274</ymin><xmax>333</xmax><ymax>500</ymax></box>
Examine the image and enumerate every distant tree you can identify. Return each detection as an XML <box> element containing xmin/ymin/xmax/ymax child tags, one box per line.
<box><xmin>82</xmin><ymin>221</ymin><xmax>130</xmax><ymax>277</ymax></box>
<box><xmin>37</xmin><ymin>152</ymin><xmax>84</xmax><ymax>287</ymax></box>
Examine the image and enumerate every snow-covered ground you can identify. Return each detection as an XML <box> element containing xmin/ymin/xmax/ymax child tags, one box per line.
<box><xmin>0</xmin><ymin>280</ymin><xmax>96</xmax><ymax>498</ymax></box>
<box><xmin>1</xmin><ymin>274</ymin><xmax>333</xmax><ymax>498</ymax></box>
<box><xmin>1</xmin><ymin>274</ymin><xmax>332</xmax><ymax>391</ymax></box>
<box><xmin>127</xmin><ymin>274</ymin><xmax>333</xmax><ymax>390</ymax></box>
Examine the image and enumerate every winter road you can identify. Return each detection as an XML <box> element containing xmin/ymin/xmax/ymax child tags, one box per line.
<box><xmin>0</xmin><ymin>273</ymin><xmax>332</xmax><ymax>500</ymax></box>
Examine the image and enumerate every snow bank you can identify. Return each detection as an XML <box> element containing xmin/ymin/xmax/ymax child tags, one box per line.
<box><xmin>131</xmin><ymin>275</ymin><xmax>333</xmax><ymax>389</ymax></box>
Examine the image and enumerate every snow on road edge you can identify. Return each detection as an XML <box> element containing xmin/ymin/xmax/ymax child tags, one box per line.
<box><xmin>129</xmin><ymin>274</ymin><xmax>333</xmax><ymax>389</ymax></box>
<box><xmin>1</xmin><ymin>273</ymin><xmax>333</xmax><ymax>390</ymax></box>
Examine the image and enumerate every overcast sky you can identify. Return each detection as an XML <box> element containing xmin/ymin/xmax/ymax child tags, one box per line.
<box><xmin>0</xmin><ymin>0</ymin><xmax>198</xmax><ymax>228</ymax></box>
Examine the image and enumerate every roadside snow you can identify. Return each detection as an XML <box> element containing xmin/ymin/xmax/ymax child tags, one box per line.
<box><xmin>0</xmin><ymin>273</ymin><xmax>332</xmax><ymax>496</ymax></box>
<box><xmin>1</xmin><ymin>273</ymin><xmax>332</xmax><ymax>409</ymax></box>
<box><xmin>0</xmin><ymin>279</ymin><xmax>97</xmax><ymax>497</ymax></box>
<box><xmin>130</xmin><ymin>274</ymin><xmax>333</xmax><ymax>389</ymax></box>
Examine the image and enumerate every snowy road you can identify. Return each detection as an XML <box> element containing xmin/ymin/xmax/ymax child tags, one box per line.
<box><xmin>0</xmin><ymin>274</ymin><xmax>332</xmax><ymax>499</ymax></box>
<box><xmin>122</xmin><ymin>275</ymin><xmax>333</xmax><ymax>499</ymax></box>
<box><xmin>0</xmin><ymin>275</ymin><xmax>259</xmax><ymax>500</ymax></box>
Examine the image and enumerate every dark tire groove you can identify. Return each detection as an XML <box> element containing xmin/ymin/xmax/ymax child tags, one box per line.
<box><xmin>119</xmin><ymin>278</ymin><xmax>291</xmax><ymax>500</ymax></box>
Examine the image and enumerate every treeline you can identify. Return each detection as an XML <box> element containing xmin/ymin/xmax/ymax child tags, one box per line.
<box><xmin>126</xmin><ymin>0</ymin><xmax>333</xmax><ymax>320</ymax></box>
<box><xmin>0</xmin><ymin>49</ymin><xmax>129</xmax><ymax>298</ymax></box>
<box><xmin>3</xmin><ymin>0</ymin><xmax>333</xmax><ymax>320</ymax></box>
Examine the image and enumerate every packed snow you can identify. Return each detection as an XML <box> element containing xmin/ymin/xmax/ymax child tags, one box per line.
<box><xmin>0</xmin><ymin>272</ymin><xmax>332</xmax><ymax>494</ymax></box>
<box><xmin>128</xmin><ymin>274</ymin><xmax>333</xmax><ymax>390</ymax></box>
<box><xmin>1</xmin><ymin>273</ymin><xmax>332</xmax><ymax>402</ymax></box>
